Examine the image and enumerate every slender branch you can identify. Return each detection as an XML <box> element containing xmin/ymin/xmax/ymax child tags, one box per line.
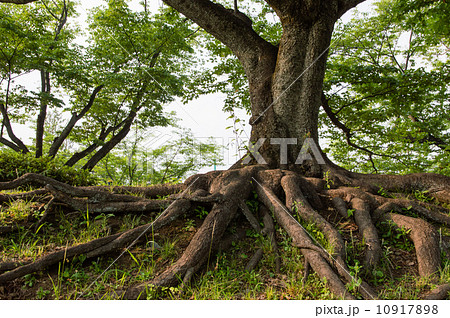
<box><xmin>337</xmin><ymin>0</ymin><xmax>368</xmax><ymax>17</ymax></box>
<box><xmin>406</xmin><ymin>115</ymin><xmax>449</xmax><ymax>152</ymax></box>
<box><xmin>321</xmin><ymin>93</ymin><xmax>408</xmax><ymax>170</ymax></box>
<box><xmin>36</xmin><ymin>69</ymin><xmax>50</xmax><ymax>158</ymax></box>
<box><xmin>41</xmin><ymin>0</ymin><xmax>59</xmax><ymax>20</ymax></box>
<box><xmin>0</xmin><ymin>103</ymin><xmax>29</xmax><ymax>153</ymax></box>
<box><xmin>48</xmin><ymin>84</ymin><xmax>104</xmax><ymax>157</ymax></box>
<box><xmin>163</xmin><ymin>0</ymin><xmax>276</xmax><ymax>71</ymax></box>
<box><xmin>81</xmin><ymin>79</ymin><xmax>150</xmax><ymax>171</ymax></box>
<box><xmin>0</xmin><ymin>136</ymin><xmax>21</xmax><ymax>152</ymax></box>
<box><xmin>404</xmin><ymin>29</ymin><xmax>414</xmax><ymax>71</ymax></box>
<box><xmin>335</xmin><ymin>88</ymin><xmax>397</xmax><ymax>115</ymax></box>
<box><xmin>64</xmin><ymin>122</ymin><xmax>123</xmax><ymax>167</ymax></box>
<box><xmin>0</xmin><ymin>0</ymin><xmax>38</xmax><ymax>3</ymax></box>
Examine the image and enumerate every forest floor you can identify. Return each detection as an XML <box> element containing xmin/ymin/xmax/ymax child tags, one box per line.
<box><xmin>1</xmin><ymin>186</ymin><xmax>448</xmax><ymax>300</ymax></box>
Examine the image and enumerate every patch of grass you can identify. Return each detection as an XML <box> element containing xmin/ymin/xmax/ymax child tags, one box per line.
<box><xmin>2</xmin><ymin>192</ymin><xmax>445</xmax><ymax>301</ymax></box>
<box><xmin>291</xmin><ymin>201</ymin><xmax>333</xmax><ymax>254</ymax></box>
<box><xmin>0</xmin><ymin>199</ymin><xmax>34</xmax><ymax>224</ymax></box>
<box><xmin>412</xmin><ymin>190</ymin><xmax>433</xmax><ymax>203</ymax></box>
<box><xmin>376</xmin><ymin>275</ymin><xmax>422</xmax><ymax>299</ymax></box>
<box><xmin>378</xmin><ymin>221</ymin><xmax>414</xmax><ymax>252</ymax></box>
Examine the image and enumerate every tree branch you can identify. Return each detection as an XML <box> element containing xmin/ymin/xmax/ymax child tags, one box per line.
<box><xmin>321</xmin><ymin>92</ymin><xmax>407</xmax><ymax>171</ymax></box>
<box><xmin>337</xmin><ymin>0</ymin><xmax>368</xmax><ymax>17</ymax></box>
<box><xmin>81</xmin><ymin>79</ymin><xmax>150</xmax><ymax>171</ymax></box>
<box><xmin>407</xmin><ymin>115</ymin><xmax>449</xmax><ymax>152</ymax></box>
<box><xmin>35</xmin><ymin>1</ymin><xmax>68</xmax><ymax>158</ymax></box>
<box><xmin>0</xmin><ymin>103</ymin><xmax>29</xmax><ymax>153</ymax></box>
<box><xmin>48</xmin><ymin>84</ymin><xmax>104</xmax><ymax>158</ymax></box>
<box><xmin>0</xmin><ymin>0</ymin><xmax>38</xmax><ymax>4</ymax></box>
<box><xmin>35</xmin><ymin>69</ymin><xmax>50</xmax><ymax>158</ymax></box>
<box><xmin>162</xmin><ymin>0</ymin><xmax>276</xmax><ymax>72</ymax></box>
<box><xmin>64</xmin><ymin>122</ymin><xmax>122</xmax><ymax>167</ymax></box>
<box><xmin>81</xmin><ymin>111</ymin><xmax>138</xmax><ymax>171</ymax></box>
<box><xmin>0</xmin><ymin>136</ymin><xmax>21</xmax><ymax>152</ymax></box>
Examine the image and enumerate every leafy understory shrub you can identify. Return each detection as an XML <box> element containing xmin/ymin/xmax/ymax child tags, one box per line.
<box><xmin>0</xmin><ymin>150</ymin><xmax>97</xmax><ymax>186</ymax></box>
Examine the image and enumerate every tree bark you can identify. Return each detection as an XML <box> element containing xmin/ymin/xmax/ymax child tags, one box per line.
<box><xmin>35</xmin><ymin>2</ymin><xmax>68</xmax><ymax>158</ymax></box>
<box><xmin>64</xmin><ymin>123</ymin><xmax>120</xmax><ymax>167</ymax></box>
<box><xmin>81</xmin><ymin>110</ymin><xmax>137</xmax><ymax>171</ymax></box>
<box><xmin>36</xmin><ymin>69</ymin><xmax>50</xmax><ymax>158</ymax></box>
<box><xmin>81</xmin><ymin>79</ymin><xmax>149</xmax><ymax>171</ymax></box>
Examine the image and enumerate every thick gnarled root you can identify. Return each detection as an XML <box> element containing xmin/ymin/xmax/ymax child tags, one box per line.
<box><xmin>0</xmin><ymin>167</ymin><xmax>449</xmax><ymax>300</ymax></box>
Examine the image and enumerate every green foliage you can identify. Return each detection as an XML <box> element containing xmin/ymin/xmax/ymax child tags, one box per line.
<box><xmin>0</xmin><ymin>0</ymin><xmax>78</xmax><ymax>128</ymax></box>
<box><xmin>0</xmin><ymin>149</ymin><xmax>97</xmax><ymax>186</ymax></box>
<box><xmin>0</xmin><ymin>0</ymin><xmax>200</xmax><ymax>172</ymax></box>
<box><xmin>379</xmin><ymin>220</ymin><xmax>414</xmax><ymax>251</ymax></box>
<box><xmin>93</xmin><ymin>128</ymin><xmax>223</xmax><ymax>185</ymax></box>
<box><xmin>194</xmin><ymin>206</ymin><xmax>209</xmax><ymax>219</ymax></box>
<box><xmin>322</xmin><ymin>0</ymin><xmax>450</xmax><ymax>175</ymax></box>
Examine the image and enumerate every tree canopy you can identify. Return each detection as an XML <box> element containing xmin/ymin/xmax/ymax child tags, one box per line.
<box><xmin>0</xmin><ymin>0</ymin><xmax>198</xmax><ymax>171</ymax></box>
<box><xmin>322</xmin><ymin>0</ymin><xmax>450</xmax><ymax>175</ymax></box>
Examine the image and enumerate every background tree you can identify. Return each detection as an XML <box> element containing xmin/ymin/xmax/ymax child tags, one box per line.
<box><xmin>322</xmin><ymin>0</ymin><xmax>450</xmax><ymax>175</ymax></box>
<box><xmin>95</xmin><ymin>127</ymin><xmax>223</xmax><ymax>185</ymax></box>
<box><xmin>0</xmin><ymin>0</ymin><xmax>74</xmax><ymax>155</ymax></box>
<box><xmin>0</xmin><ymin>0</ymin><xmax>197</xmax><ymax>171</ymax></box>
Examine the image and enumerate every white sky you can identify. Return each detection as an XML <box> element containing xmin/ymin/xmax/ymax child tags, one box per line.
<box><xmin>7</xmin><ymin>0</ymin><xmax>376</xmax><ymax>172</ymax></box>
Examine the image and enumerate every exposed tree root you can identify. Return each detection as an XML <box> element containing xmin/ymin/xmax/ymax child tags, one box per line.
<box><xmin>423</xmin><ymin>284</ymin><xmax>450</xmax><ymax>300</ymax></box>
<box><xmin>123</xmin><ymin>167</ymin><xmax>256</xmax><ymax>299</ymax></box>
<box><xmin>0</xmin><ymin>166</ymin><xmax>449</xmax><ymax>300</ymax></box>
<box><xmin>245</xmin><ymin>248</ymin><xmax>264</xmax><ymax>272</ymax></box>
<box><xmin>256</xmin><ymin>180</ymin><xmax>355</xmax><ymax>300</ymax></box>
<box><xmin>380</xmin><ymin>213</ymin><xmax>441</xmax><ymax>278</ymax></box>
<box><xmin>260</xmin><ymin>205</ymin><xmax>281</xmax><ymax>273</ymax></box>
<box><xmin>0</xmin><ymin>260</ymin><xmax>31</xmax><ymax>274</ymax></box>
<box><xmin>350</xmin><ymin>198</ymin><xmax>381</xmax><ymax>268</ymax></box>
<box><xmin>0</xmin><ymin>198</ymin><xmax>191</xmax><ymax>284</ymax></box>
<box><xmin>0</xmin><ymin>189</ymin><xmax>48</xmax><ymax>203</ymax></box>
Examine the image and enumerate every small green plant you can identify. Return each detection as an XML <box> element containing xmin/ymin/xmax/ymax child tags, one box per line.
<box><xmin>245</xmin><ymin>191</ymin><xmax>259</xmax><ymax>213</ymax></box>
<box><xmin>36</xmin><ymin>287</ymin><xmax>51</xmax><ymax>300</ymax></box>
<box><xmin>160</xmin><ymin>239</ymin><xmax>178</xmax><ymax>259</ymax></box>
<box><xmin>412</xmin><ymin>190</ymin><xmax>432</xmax><ymax>203</ymax></box>
<box><xmin>379</xmin><ymin>221</ymin><xmax>414</xmax><ymax>251</ymax></box>
<box><xmin>23</xmin><ymin>274</ymin><xmax>36</xmax><ymax>287</ymax></box>
<box><xmin>184</xmin><ymin>219</ymin><xmax>195</xmax><ymax>231</ymax></box>
<box><xmin>324</xmin><ymin>170</ymin><xmax>334</xmax><ymax>189</ymax></box>
<box><xmin>377</xmin><ymin>187</ymin><xmax>392</xmax><ymax>198</ymax></box>
<box><xmin>370</xmin><ymin>268</ymin><xmax>385</xmax><ymax>285</ymax></box>
<box><xmin>81</xmin><ymin>207</ymin><xmax>90</xmax><ymax>228</ymax></box>
<box><xmin>195</xmin><ymin>206</ymin><xmax>208</xmax><ymax>219</ymax></box>
<box><xmin>346</xmin><ymin>261</ymin><xmax>362</xmax><ymax>293</ymax></box>
<box><xmin>347</xmin><ymin>209</ymin><xmax>354</xmax><ymax>218</ymax></box>
<box><xmin>121</xmin><ymin>214</ymin><xmax>143</xmax><ymax>230</ymax></box>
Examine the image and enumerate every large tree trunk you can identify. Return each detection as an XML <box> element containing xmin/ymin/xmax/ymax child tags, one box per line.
<box><xmin>163</xmin><ymin>0</ymin><xmax>358</xmax><ymax>168</ymax></box>
<box><xmin>249</xmin><ymin>13</ymin><xmax>335</xmax><ymax>166</ymax></box>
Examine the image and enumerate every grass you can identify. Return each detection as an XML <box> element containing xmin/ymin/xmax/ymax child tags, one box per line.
<box><xmin>0</xmin><ymin>191</ymin><xmax>448</xmax><ymax>300</ymax></box>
